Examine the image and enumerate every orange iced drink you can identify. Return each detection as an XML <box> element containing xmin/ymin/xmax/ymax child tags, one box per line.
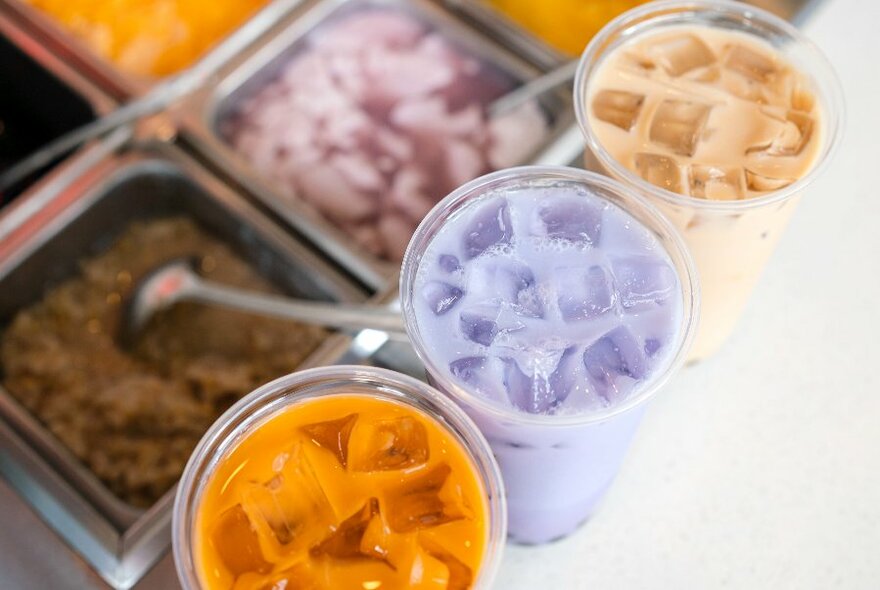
<box><xmin>23</xmin><ymin>0</ymin><xmax>268</xmax><ymax>77</ymax></box>
<box><xmin>486</xmin><ymin>0</ymin><xmax>650</xmax><ymax>56</ymax></box>
<box><xmin>189</xmin><ymin>392</ymin><xmax>492</xmax><ymax>589</ymax></box>
<box><xmin>576</xmin><ymin>1</ymin><xmax>843</xmax><ymax>360</ymax></box>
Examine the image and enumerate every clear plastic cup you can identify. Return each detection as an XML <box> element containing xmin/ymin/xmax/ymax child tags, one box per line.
<box><xmin>400</xmin><ymin>166</ymin><xmax>700</xmax><ymax>544</ymax></box>
<box><xmin>173</xmin><ymin>365</ymin><xmax>506</xmax><ymax>589</ymax></box>
<box><xmin>575</xmin><ymin>0</ymin><xmax>845</xmax><ymax>361</ymax></box>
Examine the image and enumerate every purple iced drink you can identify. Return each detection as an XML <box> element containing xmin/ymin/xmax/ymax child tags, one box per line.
<box><xmin>401</xmin><ymin>167</ymin><xmax>698</xmax><ymax>544</ymax></box>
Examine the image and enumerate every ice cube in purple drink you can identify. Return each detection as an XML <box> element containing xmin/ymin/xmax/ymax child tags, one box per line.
<box><xmin>611</xmin><ymin>256</ymin><xmax>677</xmax><ymax>311</ymax></box>
<box><xmin>535</xmin><ymin>196</ymin><xmax>603</xmax><ymax>244</ymax></box>
<box><xmin>422</xmin><ymin>281</ymin><xmax>463</xmax><ymax>315</ymax></box>
<box><xmin>645</xmin><ymin>338</ymin><xmax>663</xmax><ymax>357</ymax></box>
<box><xmin>459</xmin><ymin>308</ymin><xmax>499</xmax><ymax>346</ymax></box>
<box><xmin>545</xmin><ymin>346</ymin><xmax>578</xmax><ymax>405</ymax></box>
<box><xmin>469</xmin><ymin>259</ymin><xmax>544</xmax><ymax>318</ymax></box>
<box><xmin>438</xmin><ymin>254</ymin><xmax>461</xmax><ymax>273</ymax></box>
<box><xmin>556</xmin><ymin>265</ymin><xmax>617</xmax><ymax>322</ymax></box>
<box><xmin>502</xmin><ymin>347</ymin><xmax>577</xmax><ymax>414</ymax></box>
<box><xmin>502</xmin><ymin>359</ymin><xmax>553</xmax><ymax>415</ymax></box>
<box><xmin>501</xmin><ymin>262</ymin><xmax>545</xmax><ymax>318</ymax></box>
<box><xmin>448</xmin><ymin>356</ymin><xmax>500</xmax><ymax>399</ymax></box>
<box><xmin>515</xmin><ymin>282</ymin><xmax>545</xmax><ymax>319</ymax></box>
<box><xmin>449</xmin><ymin>356</ymin><xmax>487</xmax><ymax>382</ymax></box>
<box><xmin>467</xmin><ymin>262</ymin><xmax>500</xmax><ymax>302</ymax></box>
<box><xmin>463</xmin><ymin>198</ymin><xmax>512</xmax><ymax>259</ymax></box>
<box><xmin>582</xmin><ymin>326</ymin><xmax>647</xmax><ymax>402</ymax></box>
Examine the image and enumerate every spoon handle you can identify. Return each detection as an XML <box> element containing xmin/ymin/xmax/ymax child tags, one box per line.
<box><xmin>189</xmin><ymin>280</ymin><xmax>409</xmax><ymax>337</ymax></box>
<box><xmin>0</xmin><ymin>73</ymin><xmax>197</xmax><ymax>193</ymax></box>
<box><xmin>488</xmin><ymin>60</ymin><xmax>579</xmax><ymax>117</ymax></box>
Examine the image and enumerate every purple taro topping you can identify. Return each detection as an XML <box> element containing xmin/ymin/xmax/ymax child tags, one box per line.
<box><xmin>413</xmin><ymin>186</ymin><xmax>684</xmax><ymax>415</ymax></box>
<box><xmin>221</xmin><ymin>6</ymin><xmax>550</xmax><ymax>261</ymax></box>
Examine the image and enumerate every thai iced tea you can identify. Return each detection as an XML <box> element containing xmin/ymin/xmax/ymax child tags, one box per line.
<box><xmin>192</xmin><ymin>394</ymin><xmax>489</xmax><ymax>590</ymax></box>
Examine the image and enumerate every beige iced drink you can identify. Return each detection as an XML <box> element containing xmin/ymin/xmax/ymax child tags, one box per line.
<box><xmin>577</xmin><ymin>2</ymin><xmax>843</xmax><ymax>360</ymax></box>
<box><xmin>588</xmin><ymin>26</ymin><xmax>822</xmax><ymax>199</ymax></box>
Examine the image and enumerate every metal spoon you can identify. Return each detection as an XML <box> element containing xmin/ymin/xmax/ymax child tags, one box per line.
<box><xmin>1</xmin><ymin>58</ymin><xmax>578</xmax><ymax>193</ymax></box>
<box><xmin>118</xmin><ymin>258</ymin><xmax>408</xmax><ymax>348</ymax></box>
<box><xmin>0</xmin><ymin>87</ymin><xmax>183</xmax><ymax>193</ymax></box>
<box><xmin>488</xmin><ymin>60</ymin><xmax>579</xmax><ymax>117</ymax></box>
<box><xmin>0</xmin><ymin>0</ymin><xmax>298</xmax><ymax>193</ymax></box>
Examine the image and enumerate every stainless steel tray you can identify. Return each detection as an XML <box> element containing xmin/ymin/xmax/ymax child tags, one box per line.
<box><xmin>0</xmin><ymin>139</ymin><xmax>366</xmax><ymax>588</ymax></box>
<box><xmin>0</xmin><ymin>0</ymin><xmax>307</xmax><ymax>100</ymax></box>
<box><xmin>0</xmin><ymin>11</ymin><xmax>116</xmax><ymax>212</ymax></box>
<box><xmin>177</xmin><ymin>0</ymin><xmax>578</xmax><ymax>291</ymax></box>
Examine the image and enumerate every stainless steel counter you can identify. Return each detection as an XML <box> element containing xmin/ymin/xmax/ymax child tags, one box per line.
<box><xmin>0</xmin><ymin>472</ymin><xmax>182</xmax><ymax>587</ymax></box>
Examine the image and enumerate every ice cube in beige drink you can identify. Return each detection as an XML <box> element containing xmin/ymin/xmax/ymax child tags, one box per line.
<box><xmin>578</xmin><ymin>6</ymin><xmax>842</xmax><ymax>360</ymax></box>
<box><xmin>589</xmin><ymin>28</ymin><xmax>822</xmax><ymax>193</ymax></box>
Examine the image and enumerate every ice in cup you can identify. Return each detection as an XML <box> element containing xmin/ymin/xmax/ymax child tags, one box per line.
<box><xmin>173</xmin><ymin>366</ymin><xmax>505</xmax><ymax>590</ymax></box>
<box><xmin>576</xmin><ymin>0</ymin><xmax>844</xmax><ymax>360</ymax></box>
<box><xmin>400</xmin><ymin>167</ymin><xmax>699</xmax><ymax>544</ymax></box>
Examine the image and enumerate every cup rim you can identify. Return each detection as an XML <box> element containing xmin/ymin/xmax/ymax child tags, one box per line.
<box><xmin>573</xmin><ymin>0</ymin><xmax>846</xmax><ymax>212</ymax></box>
<box><xmin>171</xmin><ymin>365</ymin><xmax>507</xmax><ymax>590</ymax></box>
<box><xmin>399</xmin><ymin>165</ymin><xmax>700</xmax><ymax>428</ymax></box>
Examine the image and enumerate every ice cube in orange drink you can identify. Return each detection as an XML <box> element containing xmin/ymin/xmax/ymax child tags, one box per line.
<box><xmin>193</xmin><ymin>395</ymin><xmax>489</xmax><ymax>590</ymax></box>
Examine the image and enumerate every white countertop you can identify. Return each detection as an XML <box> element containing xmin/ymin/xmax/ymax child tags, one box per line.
<box><xmin>2</xmin><ymin>0</ymin><xmax>877</xmax><ymax>588</ymax></box>
<box><xmin>497</xmin><ymin>0</ymin><xmax>880</xmax><ymax>588</ymax></box>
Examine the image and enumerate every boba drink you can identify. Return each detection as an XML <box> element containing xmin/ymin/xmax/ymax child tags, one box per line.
<box><xmin>401</xmin><ymin>167</ymin><xmax>698</xmax><ymax>544</ymax></box>
<box><xmin>576</xmin><ymin>0</ymin><xmax>843</xmax><ymax>360</ymax></box>
<box><xmin>173</xmin><ymin>367</ymin><xmax>506</xmax><ymax>590</ymax></box>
